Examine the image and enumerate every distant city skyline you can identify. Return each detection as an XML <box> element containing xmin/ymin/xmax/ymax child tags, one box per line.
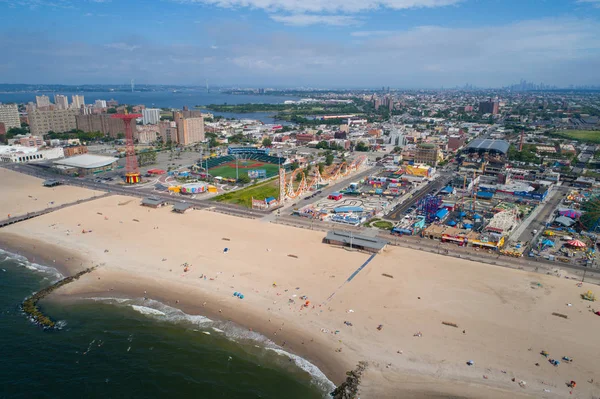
<box><xmin>1</xmin><ymin>0</ymin><xmax>600</xmax><ymax>87</ymax></box>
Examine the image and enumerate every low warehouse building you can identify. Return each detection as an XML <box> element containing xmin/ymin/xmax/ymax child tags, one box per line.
<box><xmin>53</xmin><ymin>154</ymin><xmax>118</xmax><ymax>176</ymax></box>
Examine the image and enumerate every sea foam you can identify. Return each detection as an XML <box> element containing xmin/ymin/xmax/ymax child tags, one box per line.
<box><xmin>85</xmin><ymin>296</ymin><xmax>334</xmax><ymax>396</ymax></box>
<box><xmin>267</xmin><ymin>347</ymin><xmax>336</xmax><ymax>395</ymax></box>
<box><xmin>0</xmin><ymin>248</ymin><xmax>64</xmax><ymax>281</ymax></box>
<box><xmin>131</xmin><ymin>305</ymin><xmax>166</xmax><ymax>316</ymax></box>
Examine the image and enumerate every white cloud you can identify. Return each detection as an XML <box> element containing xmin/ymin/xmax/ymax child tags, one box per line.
<box><xmin>351</xmin><ymin>30</ymin><xmax>395</xmax><ymax>37</ymax></box>
<box><xmin>172</xmin><ymin>0</ymin><xmax>462</xmax><ymax>14</ymax></box>
<box><xmin>104</xmin><ymin>42</ymin><xmax>141</xmax><ymax>51</ymax></box>
<box><xmin>2</xmin><ymin>17</ymin><xmax>599</xmax><ymax>87</ymax></box>
<box><xmin>270</xmin><ymin>14</ymin><xmax>360</xmax><ymax>26</ymax></box>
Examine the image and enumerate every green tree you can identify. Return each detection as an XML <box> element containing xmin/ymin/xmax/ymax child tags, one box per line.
<box><xmin>238</xmin><ymin>175</ymin><xmax>251</xmax><ymax>184</ymax></box>
<box><xmin>318</xmin><ymin>163</ymin><xmax>325</xmax><ymax>174</ymax></box>
<box><xmin>393</xmin><ymin>146</ymin><xmax>401</xmax><ymax>154</ymax></box>
<box><xmin>107</xmin><ymin>108</ymin><xmax>117</xmax><ymax>114</ymax></box>
<box><xmin>209</xmin><ymin>137</ymin><xmax>219</xmax><ymax>148</ymax></box>
<box><xmin>295</xmin><ymin>171</ymin><xmax>304</xmax><ymax>182</ymax></box>
<box><xmin>262</xmin><ymin>138</ymin><xmax>272</xmax><ymax>147</ymax></box>
<box><xmin>316</xmin><ymin>141</ymin><xmax>330</xmax><ymax>150</ymax></box>
<box><xmin>6</xmin><ymin>127</ymin><xmax>28</xmax><ymax>138</ymax></box>
<box><xmin>290</xmin><ymin>161</ymin><xmax>300</xmax><ymax>171</ymax></box>
<box><xmin>138</xmin><ymin>151</ymin><xmax>157</xmax><ymax>166</ymax></box>
<box><xmin>117</xmin><ymin>133</ymin><xmax>125</xmax><ymax>140</ymax></box>
<box><xmin>355</xmin><ymin>142</ymin><xmax>370</xmax><ymax>152</ymax></box>
<box><xmin>325</xmin><ymin>153</ymin><xmax>334</xmax><ymax>166</ymax></box>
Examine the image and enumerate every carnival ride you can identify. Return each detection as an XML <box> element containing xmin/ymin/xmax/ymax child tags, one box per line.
<box><xmin>417</xmin><ymin>195</ymin><xmax>443</xmax><ymax>223</ymax></box>
<box><xmin>279</xmin><ymin>156</ymin><xmax>367</xmax><ymax>201</ymax></box>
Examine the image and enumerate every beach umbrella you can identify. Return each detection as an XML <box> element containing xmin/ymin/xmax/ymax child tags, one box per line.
<box><xmin>567</xmin><ymin>240</ymin><xmax>586</xmax><ymax>248</ymax></box>
<box><xmin>542</xmin><ymin>239</ymin><xmax>554</xmax><ymax>247</ymax></box>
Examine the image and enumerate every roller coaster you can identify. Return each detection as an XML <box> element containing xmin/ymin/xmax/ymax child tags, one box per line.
<box><xmin>279</xmin><ymin>156</ymin><xmax>367</xmax><ymax>200</ymax></box>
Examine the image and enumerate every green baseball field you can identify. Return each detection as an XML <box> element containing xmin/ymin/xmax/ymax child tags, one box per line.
<box><xmin>209</xmin><ymin>160</ymin><xmax>280</xmax><ymax>179</ymax></box>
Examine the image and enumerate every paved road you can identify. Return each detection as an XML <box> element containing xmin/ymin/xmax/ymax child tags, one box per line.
<box><xmin>515</xmin><ymin>185</ymin><xmax>569</xmax><ymax>243</ymax></box>
<box><xmin>385</xmin><ymin>171</ymin><xmax>453</xmax><ymax>221</ymax></box>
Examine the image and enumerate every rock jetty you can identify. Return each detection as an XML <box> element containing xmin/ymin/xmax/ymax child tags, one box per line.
<box><xmin>21</xmin><ymin>266</ymin><xmax>96</xmax><ymax>329</ymax></box>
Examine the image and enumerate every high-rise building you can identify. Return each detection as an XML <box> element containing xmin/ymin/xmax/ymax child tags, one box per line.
<box><xmin>94</xmin><ymin>100</ymin><xmax>107</xmax><ymax>109</ymax></box>
<box><xmin>174</xmin><ymin>112</ymin><xmax>204</xmax><ymax>145</ymax></box>
<box><xmin>479</xmin><ymin>99</ymin><xmax>499</xmax><ymax>115</ymax></box>
<box><xmin>75</xmin><ymin>114</ymin><xmax>135</xmax><ymax>138</ymax></box>
<box><xmin>0</xmin><ymin>104</ymin><xmax>20</xmax><ymax>130</ymax></box>
<box><xmin>389</xmin><ymin>129</ymin><xmax>406</xmax><ymax>147</ymax></box>
<box><xmin>29</xmin><ymin>109</ymin><xmax>79</xmax><ymax>135</ymax></box>
<box><xmin>181</xmin><ymin>109</ymin><xmax>203</xmax><ymax>118</ymax></box>
<box><xmin>36</xmin><ymin>95</ymin><xmax>51</xmax><ymax>108</ymax></box>
<box><xmin>54</xmin><ymin>94</ymin><xmax>69</xmax><ymax>110</ymax></box>
<box><xmin>414</xmin><ymin>143</ymin><xmax>441</xmax><ymax>166</ymax></box>
<box><xmin>72</xmin><ymin>95</ymin><xmax>85</xmax><ymax>109</ymax></box>
<box><xmin>158</xmin><ymin>121</ymin><xmax>177</xmax><ymax>143</ymax></box>
<box><xmin>142</xmin><ymin>108</ymin><xmax>161</xmax><ymax>125</ymax></box>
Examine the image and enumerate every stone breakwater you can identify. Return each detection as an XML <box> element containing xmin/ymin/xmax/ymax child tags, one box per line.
<box><xmin>21</xmin><ymin>267</ymin><xmax>96</xmax><ymax>328</ymax></box>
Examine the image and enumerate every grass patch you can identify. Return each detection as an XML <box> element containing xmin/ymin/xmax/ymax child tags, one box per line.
<box><xmin>364</xmin><ymin>218</ymin><xmax>394</xmax><ymax>230</ymax></box>
<box><xmin>209</xmin><ymin>161</ymin><xmax>280</xmax><ymax>180</ymax></box>
<box><xmin>550</xmin><ymin>130</ymin><xmax>600</xmax><ymax>143</ymax></box>
<box><xmin>372</xmin><ymin>220</ymin><xmax>394</xmax><ymax>230</ymax></box>
<box><xmin>212</xmin><ymin>179</ymin><xmax>279</xmax><ymax>208</ymax></box>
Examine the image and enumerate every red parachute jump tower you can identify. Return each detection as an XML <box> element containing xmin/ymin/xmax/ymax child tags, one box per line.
<box><xmin>112</xmin><ymin>111</ymin><xmax>142</xmax><ymax>184</ymax></box>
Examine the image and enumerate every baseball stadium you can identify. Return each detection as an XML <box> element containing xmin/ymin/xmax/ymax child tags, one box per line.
<box><xmin>198</xmin><ymin>147</ymin><xmax>288</xmax><ymax>180</ymax></box>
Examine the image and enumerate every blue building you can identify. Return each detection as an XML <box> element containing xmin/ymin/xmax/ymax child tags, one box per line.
<box><xmin>227</xmin><ymin>147</ymin><xmax>270</xmax><ymax>155</ymax></box>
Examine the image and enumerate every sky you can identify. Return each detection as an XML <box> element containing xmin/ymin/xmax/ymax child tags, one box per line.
<box><xmin>1</xmin><ymin>0</ymin><xmax>600</xmax><ymax>88</ymax></box>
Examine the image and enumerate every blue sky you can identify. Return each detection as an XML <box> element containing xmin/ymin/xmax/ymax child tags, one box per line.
<box><xmin>1</xmin><ymin>0</ymin><xmax>600</xmax><ymax>87</ymax></box>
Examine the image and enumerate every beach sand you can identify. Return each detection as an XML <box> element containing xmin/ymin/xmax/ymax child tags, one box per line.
<box><xmin>1</xmin><ymin>190</ymin><xmax>600</xmax><ymax>398</ymax></box>
<box><xmin>0</xmin><ymin>168</ymin><xmax>101</xmax><ymax>218</ymax></box>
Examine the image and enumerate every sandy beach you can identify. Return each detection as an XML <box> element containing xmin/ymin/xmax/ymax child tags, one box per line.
<box><xmin>1</xmin><ymin>174</ymin><xmax>600</xmax><ymax>398</ymax></box>
<box><xmin>0</xmin><ymin>168</ymin><xmax>101</xmax><ymax>218</ymax></box>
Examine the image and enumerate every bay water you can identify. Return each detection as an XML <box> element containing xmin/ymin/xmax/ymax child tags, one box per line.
<box><xmin>0</xmin><ymin>91</ymin><xmax>299</xmax><ymax>124</ymax></box>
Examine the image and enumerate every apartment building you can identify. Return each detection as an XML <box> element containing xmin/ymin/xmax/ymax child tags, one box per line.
<box><xmin>0</xmin><ymin>103</ymin><xmax>20</xmax><ymax>129</ymax></box>
<box><xmin>36</xmin><ymin>95</ymin><xmax>51</xmax><ymax>108</ymax></box>
<box><xmin>76</xmin><ymin>114</ymin><xmax>135</xmax><ymax>138</ymax></box>
<box><xmin>174</xmin><ymin>112</ymin><xmax>204</xmax><ymax>145</ymax></box>
<box><xmin>29</xmin><ymin>109</ymin><xmax>79</xmax><ymax>135</ymax></box>
<box><xmin>142</xmin><ymin>108</ymin><xmax>161</xmax><ymax>125</ymax></box>
<box><xmin>72</xmin><ymin>95</ymin><xmax>85</xmax><ymax>109</ymax></box>
<box><xmin>158</xmin><ymin>121</ymin><xmax>177</xmax><ymax>143</ymax></box>
<box><xmin>135</xmin><ymin>125</ymin><xmax>160</xmax><ymax>144</ymax></box>
<box><xmin>54</xmin><ymin>95</ymin><xmax>69</xmax><ymax>109</ymax></box>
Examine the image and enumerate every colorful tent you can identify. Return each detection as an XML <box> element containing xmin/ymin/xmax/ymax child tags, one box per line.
<box><xmin>541</xmin><ymin>239</ymin><xmax>555</xmax><ymax>247</ymax></box>
<box><xmin>567</xmin><ymin>239</ymin><xmax>586</xmax><ymax>248</ymax></box>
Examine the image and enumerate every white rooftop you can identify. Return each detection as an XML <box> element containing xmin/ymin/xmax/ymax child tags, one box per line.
<box><xmin>0</xmin><ymin>145</ymin><xmax>38</xmax><ymax>155</ymax></box>
<box><xmin>54</xmin><ymin>154</ymin><xmax>118</xmax><ymax>169</ymax></box>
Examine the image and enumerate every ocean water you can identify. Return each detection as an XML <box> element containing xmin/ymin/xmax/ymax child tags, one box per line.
<box><xmin>0</xmin><ymin>91</ymin><xmax>297</xmax><ymax>124</ymax></box>
<box><xmin>0</xmin><ymin>249</ymin><xmax>333</xmax><ymax>399</ymax></box>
